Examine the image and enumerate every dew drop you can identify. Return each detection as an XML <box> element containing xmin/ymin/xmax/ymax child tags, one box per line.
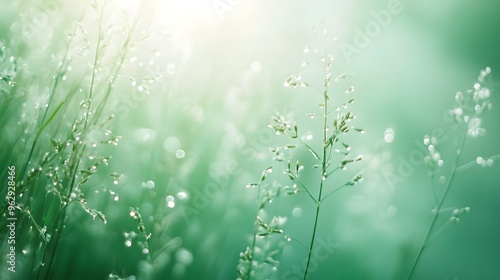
<box><xmin>125</xmin><ymin>240</ymin><xmax>132</xmax><ymax>247</ymax></box>
<box><xmin>292</xmin><ymin>207</ymin><xmax>303</xmax><ymax>218</ymax></box>
<box><xmin>166</xmin><ymin>195</ymin><xmax>175</xmax><ymax>208</ymax></box>
<box><xmin>176</xmin><ymin>149</ymin><xmax>186</xmax><ymax>159</ymax></box>
<box><xmin>423</xmin><ymin>135</ymin><xmax>430</xmax><ymax>146</ymax></box>
<box><xmin>177</xmin><ymin>191</ymin><xmax>189</xmax><ymax>200</ymax></box>
<box><xmin>432</xmin><ymin>152</ymin><xmax>441</xmax><ymax>161</ymax></box>
<box><xmin>146</xmin><ymin>180</ymin><xmax>155</xmax><ymax>189</ymax></box>
<box><xmin>177</xmin><ymin>249</ymin><xmax>194</xmax><ymax>265</ymax></box>
<box><xmin>163</xmin><ymin>136</ymin><xmax>180</xmax><ymax>153</ymax></box>
<box><xmin>384</xmin><ymin>127</ymin><xmax>395</xmax><ymax>143</ymax></box>
<box><xmin>439</xmin><ymin>176</ymin><xmax>446</xmax><ymax>184</ymax></box>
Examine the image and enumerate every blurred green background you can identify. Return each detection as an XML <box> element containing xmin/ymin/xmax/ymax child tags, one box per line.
<box><xmin>1</xmin><ymin>0</ymin><xmax>500</xmax><ymax>279</ymax></box>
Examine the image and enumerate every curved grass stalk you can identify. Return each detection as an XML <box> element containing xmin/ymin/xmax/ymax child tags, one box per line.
<box><xmin>91</xmin><ymin>2</ymin><xmax>144</xmax><ymax>125</ymax></box>
<box><xmin>406</xmin><ymin>130</ymin><xmax>467</xmax><ymax>280</ymax></box>
<box><xmin>82</xmin><ymin>2</ymin><xmax>105</xmax><ymax>131</ymax></box>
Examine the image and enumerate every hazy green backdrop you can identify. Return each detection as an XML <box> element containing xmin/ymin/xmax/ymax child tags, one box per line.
<box><xmin>1</xmin><ymin>0</ymin><xmax>500</xmax><ymax>279</ymax></box>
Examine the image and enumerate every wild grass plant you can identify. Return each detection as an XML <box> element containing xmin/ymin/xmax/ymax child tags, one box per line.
<box><xmin>0</xmin><ymin>1</ymin><xmax>164</xmax><ymax>279</ymax></box>
<box><xmin>238</xmin><ymin>27</ymin><xmax>364</xmax><ymax>280</ymax></box>
<box><xmin>406</xmin><ymin>67</ymin><xmax>497</xmax><ymax>279</ymax></box>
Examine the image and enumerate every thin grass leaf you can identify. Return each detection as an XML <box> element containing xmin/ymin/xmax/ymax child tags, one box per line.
<box><xmin>303</xmin><ymin>142</ymin><xmax>320</xmax><ymax>160</ymax></box>
<box><xmin>81</xmin><ymin>202</ymin><xmax>107</xmax><ymax>224</ymax></box>
<box><xmin>35</xmin><ymin>101</ymin><xmax>65</xmax><ymax>141</ymax></box>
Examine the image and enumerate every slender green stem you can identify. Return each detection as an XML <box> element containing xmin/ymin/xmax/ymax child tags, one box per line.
<box><xmin>320</xmin><ymin>183</ymin><xmax>348</xmax><ymax>203</ymax></box>
<box><xmin>246</xmin><ymin>181</ymin><xmax>263</xmax><ymax>280</ymax></box>
<box><xmin>325</xmin><ymin>166</ymin><xmax>340</xmax><ymax>178</ymax></box>
<box><xmin>456</xmin><ymin>154</ymin><xmax>500</xmax><ymax>172</ymax></box>
<box><xmin>429</xmin><ymin>173</ymin><xmax>439</xmax><ymax>207</ymax></box>
<box><xmin>294</xmin><ymin>178</ymin><xmax>318</xmax><ymax>204</ymax></box>
<box><xmin>288</xmin><ymin>235</ymin><xmax>309</xmax><ymax>251</ymax></box>
<box><xmin>405</xmin><ymin>208</ymin><xmax>438</xmax><ymax>280</ymax></box>
<box><xmin>83</xmin><ymin>4</ymin><xmax>104</xmax><ymax>131</ymax></box>
<box><xmin>303</xmin><ymin>58</ymin><xmax>329</xmax><ymax>280</ymax></box>
<box><xmin>303</xmin><ymin>201</ymin><xmax>322</xmax><ymax>280</ymax></box>
<box><xmin>425</xmin><ymin>220</ymin><xmax>452</xmax><ymax>246</ymax></box>
<box><xmin>406</xmin><ymin>130</ymin><xmax>467</xmax><ymax>280</ymax></box>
